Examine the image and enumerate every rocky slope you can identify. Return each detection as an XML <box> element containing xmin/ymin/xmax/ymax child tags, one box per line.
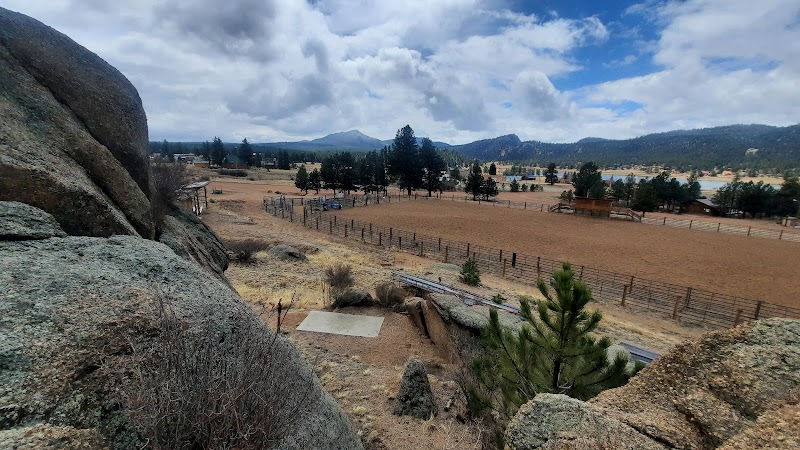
<box><xmin>0</xmin><ymin>7</ymin><xmax>361</xmax><ymax>449</ymax></box>
<box><xmin>504</xmin><ymin>318</ymin><xmax>800</xmax><ymax>449</ymax></box>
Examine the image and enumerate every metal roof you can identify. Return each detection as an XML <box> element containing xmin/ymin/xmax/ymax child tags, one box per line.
<box><xmin>182</xmin><ymin>181</ymin><xmax>210</xmax><ymax>190</ymax></box>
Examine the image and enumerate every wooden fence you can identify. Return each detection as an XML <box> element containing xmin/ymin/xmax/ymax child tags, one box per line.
<box><xmin>263</xmin><ymin>195</ymin><xmax>800</xmax><ymax>329</ymax></box>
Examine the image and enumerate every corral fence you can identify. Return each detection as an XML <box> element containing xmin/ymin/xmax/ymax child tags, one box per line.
<box><xmin>263</xmin><ymin>195</ymin><xmax>800</xmax><ymax>329</ymax></box>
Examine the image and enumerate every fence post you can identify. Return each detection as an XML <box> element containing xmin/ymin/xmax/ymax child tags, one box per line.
<box><xmin>398</xmin><ymin>236</ymin><xmax>402</xmax><ymax>249</ymax></box>
<box><xmin>754</xmin><ymin>301</ymin><xmax>763</xmax><ymax>320</ymax></box>
<box><xmin>419</xmin><ymin>241</ymin><xmax>424</xmax><ymax>257</ymax></box>
<box><xmin>499</xmin><ymin>249</ymin><xmax>503</xmax><ymax>261</ymax></box>
<box><xmin>685</xmin><ymin>287</ymin><xmax>692</xmax><ymax>308</ymax></box>
<box><xmin>717</xmin><ymin>223</ymin><xmax>721</xmax><ymax>232</ymax></box>
<box><xmin>389</xmin><ymin>227</ymin><xmax>393</xmax><ymax>242</ymax></box>
<box><xmin>290</xmin><ymin>210</ymin><xmax>293</xmax><ymax>222</ymax></box>
<box><xmin>779</xmin><ymin>230</ymin><xmax>783</xmax><ymax>240</ymax></box>
<box><xmin>466</xmin><ymin>243</ymin><xmax>470</xmax><ymax>257</ymax></box>
<box><xmin>689</xmin><ymin>220</ymin><xmax>693</xmax><ymax>229</ymax></box>
<box><xmin>733</xmin><ymin>309</ymin><xmax>744</xmax><ymax>327</ymax></box>
<box><xmin>512</xmin><ymin>252</ymin><xmax>517</xmax><ymax>268</ymax></box>
<box><xmin>438</xmin><ymin>237</ymin><xmax>442</xmax><ymax>251</ymax></box>
<box><xmin>316</xmin><ymin>217</ymin><xmax>319</xmax><ymax>230</ymax></box>
<box><xmin>540</xmin><ymin>204</ymin><xmax>544</xmax><ymax>211</ymax></box>
<box><xmin>663</xmin><ymin>217</ymin><xmax>666</xmax><ymax>225</ymax></box>
<box><xmin>747</xmin><ymin>226</ymin><xmax>752</xmax><ymax>236</ymax></box>
<box><xmin>502</xmin><ymin>259</ymin><xmax>507</xmax><ymax>278</ymax></box>
<box><xmin>361</xmin><ymin>228</ymin><xmax>364</xmax><ymax>241</ymax></box>
<box><xmin>672</xmin><ymin>297</ymin><xmax>681</xmax><ymax>320</ymax></box>
<box><xmin>444</xmin><ymin>246</ymin><xmax>449</xmax><ymax>263</ymax></box>
<box><xmin>621</xmin><ymin>285</ymin><xmax>628</xmax><ymax>306</ymax></box>
<box><xmin>524</xmin><ymin>202</ymin><xmax>527</xmax><ymax>210</ymax></box>
<box><xmin>379</xmin><ymin>232</ymin><xmax>382</xmax><ymax>246</ymax></box>
<box><xmin>579</xmin><ymin>266</ymin><xmax>584</xmax><ymax>280</ymax></box>
<box><xmin>329</xmin><ymin>220</ymin><xmax>332</xmax><ymax>233</ymax></box>
<box><xmin>536</xmin><ymin>256</ymin><xmax>541</xmax><ymax>277</ymax></box>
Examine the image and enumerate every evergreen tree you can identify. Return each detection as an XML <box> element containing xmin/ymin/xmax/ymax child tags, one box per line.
<box><xmin>295</xmin><ymin>165</ymin><xmax>309</xmax><ymax>193</ymax></box>
<box><xmin>775</xmin><ymin>175</ymin><xmax>800</xmax><ymax>216</ymax></box>
<box><xmin>419</xmin><ymin>138</ymin><xmax>445</xmax><ymax>196</ymax></box>
<box><xmin>309</xmin><ymin>168</ymin><xmax>321</xmax><ymax>194</ymax></box>
<box><xmin>387</xmin><ymin>125</ymin><xmax>423</xmax><ymax>195</ymax></box>
<box><xmin>481</xmin><ymin>177</ymin><xmax>499</xmax><ymax>200</ymax></box>
<box><xmin>609</xmin><ymin>179</ymin><xmax>625</xmax><ymax>201</ymax></box>
<box><xmin>489</xmin><ymin>162</ymin><xmax>497</xmax><ymax>175</ymax></box>
<box><xmin>632</xmin><ymin>180</ymin><xmax>659</xmax><ymax>215</ymax></box>
<box><xmin>211</xmin><ymin>137</ymin><xmax>226</xmax><ymax>166</ymax></box>
<box><xmin>238</xmin><ymin>138</ymin><xmax>253</xmax><ymax>167</ymax></box>
<box><xmin>572</xmin><ymin>162</ymin><xmax>601</xmax><ymax>197</ymax></box>
<box><xmin>277</xmin><ymin>149</ymin><xmax>291</xmax><ymax>170</ymax></box>
<box><xmin>468</xmin><ymin>262</ymin><xmax>632</xmax><ymax>435</ymax></box>
<box><xmin>544</xmin><ymin>163</ymin><xmax>558</xmax><ymax>185</ymax></box>
<box><xmin>509</xmin><ymin>179</ymin><xmax>520</xmax><ymax>192</ymax></box>
<box><xmin>588</xmin><ymin>180</ymin><xmax>607</xmax><ymax>199</ymax></box>
<box><xmin>465</xmin><ymin>161</ymin><xmax>483</xmax><ymax>200</ymax></box>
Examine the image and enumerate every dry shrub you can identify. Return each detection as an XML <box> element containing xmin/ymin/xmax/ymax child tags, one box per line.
<box><xmin>226</xmin><ymin>238</ymin><xmax>270</xmax><ymax>263</ymax></box>
<box><xmin>150</xmin><ymin>162</ymin><xmax>186</xmax><ymax>237</ymax></box>
<box><xmin>219</xmin><ymin>168</ymin><xmax>248</xmax><ymax>177</ymax></box>
<box><xmin>124</xmin><ymin>294</ymin><xmax>313</xmax><ymax>450</ymax></box>
<box><xmin>324</xmin><ymin>263</ymin><xmax>354</xmax><ymax>306</ymax></box>
<box><xmin>375</xmin><ymin>282</ymin><xmax>407</xmax><ymax>308</ymax></box>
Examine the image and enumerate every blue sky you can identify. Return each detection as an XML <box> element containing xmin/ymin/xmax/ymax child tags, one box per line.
<box><xmin>3</xmin><ymin>0</ymin><xmax>799</xmax><ymax>144</ymax></box>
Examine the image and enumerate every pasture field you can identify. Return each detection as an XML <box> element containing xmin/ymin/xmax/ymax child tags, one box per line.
<box><xmin>331</xmin><ymin>199</ymin><xmax>799</xmax><ymax>307</ymax></box>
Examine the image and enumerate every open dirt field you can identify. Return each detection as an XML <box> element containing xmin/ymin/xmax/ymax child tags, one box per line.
<box><xmin>331</xmin><ymin>199</ymin><xmax>799</xmax><ymax>306</ymax></box>
<box><xmin>198</xmin><ymin>176</ymin><xmax>717</xmax><ymax>449</ymax></box>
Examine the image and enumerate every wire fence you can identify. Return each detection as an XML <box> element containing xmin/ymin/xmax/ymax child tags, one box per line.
<box><xmin>263</xmin><ymin>194</ymin><xmax>800</xmax><ymax>329</ymax></box>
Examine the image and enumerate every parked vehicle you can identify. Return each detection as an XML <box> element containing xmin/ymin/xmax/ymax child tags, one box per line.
<box><xmin>322</xmin><ymin>200</ymin><xmax>342</xmax><ymax>211</ymax></box>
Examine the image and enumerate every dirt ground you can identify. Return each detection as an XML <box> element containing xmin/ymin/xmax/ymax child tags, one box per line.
<box><xmin>331</xmin><ymin>198</ymin><xmax>798</xmax><ymax>306</ymax></box>
<box><xmin>198</xmin><ymin>174</ymin><xmax>718</xmax><ymax>449</ymax></box>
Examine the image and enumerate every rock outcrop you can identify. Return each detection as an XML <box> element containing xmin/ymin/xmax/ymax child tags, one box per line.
<box><xmin>0</xmin><ymin>6</ymin><xmax>226</xmax><ymax>275</ymax></box>
<box><xmin>0</xmin><ymin>210</ymin><xmax>362</xmax><ymax>449</ymax></box>
<box><xmin>393</xmin><ymin>358</ymin><xmax>438</xmax><ymax>419</ymax></box>
<box><xmin>0</xmin><ymin>201</ymin><xmax>66</xmax><ymax>240</ymax></box>
<box><xmin>0</xmin><ymin>6</ymin><xmax>152</xmax><ymax>239</ymax></box>
<box><xmin>504</xmin><ymin>319</ymin><xmax>800</xmax><ymax>449</ymax></box>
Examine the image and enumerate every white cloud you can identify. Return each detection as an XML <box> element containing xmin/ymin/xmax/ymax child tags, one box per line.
<box><xmin>1</xmin><ymin>0</ymin><xmax>797</xmax><ymax>145</ymax></box>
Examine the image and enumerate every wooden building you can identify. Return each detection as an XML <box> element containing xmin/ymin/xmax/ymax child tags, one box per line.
<box><xmin>574</xmin><ymin>197</ymin><xmax>613</xmax><ymax>217</ymax></box>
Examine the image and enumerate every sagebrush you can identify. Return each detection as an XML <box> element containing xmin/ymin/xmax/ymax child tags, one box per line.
<box><xmin>123</xmin><ymin>294</ymin><xmax>314</xmax><ymax>450</ymax></box>
<box><xmin>375</xmin><ymin>282</ymin><xmax>408</xmax><ymax>308</ymax></box>
<box><xmin>226</xmin><ymin>238</ymin><xmax>270</xmax><ymax>263</ymax></box>
<box><xmin>325</xmin><ymin>263</ymin><xmax>354</xmax><ymax>305</ymax></box>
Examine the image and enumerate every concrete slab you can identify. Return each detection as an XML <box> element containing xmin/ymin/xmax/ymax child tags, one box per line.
<box><xmin>296</xmin><ymin>311</ymin><xmax>384</xmax><ymax>337</ymax></box>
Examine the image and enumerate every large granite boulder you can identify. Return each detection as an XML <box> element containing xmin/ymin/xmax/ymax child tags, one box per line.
<box><xmin>393</xmin><ymin>358</ymin><xmax>438</xmax><ymax>419</ymax></box>
<box><xmin>0</xmin><ymin>6</ymin><xmax>152</xmax><ymax>239</ymax></box>
<box><xmin>505</xmin><ymin>319</ymin><xmax>800</xmax><ymax>449</ymax></box>
<box><xmin>0</xmin><ymin>7</ymin><xmax>227</xmax><ymax>276</ymax></box>
<box><xmin>0</xmin><ymin>208</ymin><xmax>362</xmax><ymax>449</ymax></box>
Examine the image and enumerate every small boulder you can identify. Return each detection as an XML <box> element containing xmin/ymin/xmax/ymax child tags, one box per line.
<box><xmin>0</xmin><ymin>201</ymin><xmax>66</xmax><ymax>240</ymax></box>
<box><xmin>268</xmin><ymin>244</ymin><xmax>307</xmax><ymax>261</ymax></box>
<box><xmin>333</xmin><ymin>289</ymin><xmax>374</xmax><ymax>308</ymax></box>
<box><xmin>405</xmin><ymin>297</ymin><xmax>427</xmax><ymax>335</ymax></box>
<box><xmin>393</xmin><ymin>358</ymin><xmax>438</xmax><ymax>419</ymax></box>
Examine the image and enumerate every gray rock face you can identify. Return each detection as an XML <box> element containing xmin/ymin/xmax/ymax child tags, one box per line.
<box><xmin>504</xmin><ymin>394</ymin><xmax>665</xmax><ymax>450</ymax></box>
<box><xmin>268</xmin><ymin>244</ymin><xmax>308</xmax><ymax>261</ymax></box>
<box><xmin>392</xmin><ymin>358</ymin><xmax>437</xmax><ymax>419</ymax></box>
<box><xmin>504</xmin><ymin>319</ymin><xmax>800</xmax><ymax>450</ymax></box>
<box><xmin>0</xmin><ymin>233</ymin><xmax>362</xmax><ymax>449</ymax></box>
<box><xmin>0</xmin><ymin>6</ymin><xmax>153</xmax><ymax>239</ymax></box>
<box><xmin>0</xmin><ymin>201</ymin><xmax>66</xmax><ymax>239</ymax></box>
<box><xmin>158</xmin><ymin>208</ymin><xmax>228</xmax><ymax>276</ymax></box>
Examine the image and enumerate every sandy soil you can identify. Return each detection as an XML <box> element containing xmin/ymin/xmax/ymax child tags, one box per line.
<box><xmin>332</xmin><ymin>200</ymin><xmax>799</xmax><ymax>306</ymax></box>
<box><xmin>197</xmin><ymin>175</ymin><xmax>718</xmax><ymax>449</ymax></box>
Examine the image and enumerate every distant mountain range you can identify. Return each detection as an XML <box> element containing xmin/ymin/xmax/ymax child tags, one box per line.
<box><xmin>160</xmin><ymin>124</ymin><xmax>800</xmax><ymax>170</ymax></box>
<box><xmin>448</xmin><ymin>124</ymin><xmax>800</xmax><ymax>170</ymax></box>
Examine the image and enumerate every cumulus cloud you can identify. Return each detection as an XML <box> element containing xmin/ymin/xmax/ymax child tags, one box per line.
<box><xmin>1</xmin><ymin>0</ymin><xmax>796</xmax><ymax>144</ymax></box>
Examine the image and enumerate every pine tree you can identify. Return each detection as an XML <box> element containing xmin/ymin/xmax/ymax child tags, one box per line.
<box><xmin>420</xmin><ymin>137</ymin><xmax>445</xmax><ymax>196</ymax></box>
<box><xmin>489</xmin><ymin>162</ymin><xmax>497</xmax><ymax>175</ymax></box>
<box><xmin>387</xmin><ymin>125</ymin><xmax>423</xmax><ymax>195</ymax></box>
<box><xmin>465</xmin><ymin>161</ymin><xmax>483</xmax><ymax>200</ymax></box>
<box><xmin>573</xmin><ymin>162</ymin><xmax>602</xmax><ymax>197</ymax></box>
<box><xmin>468</xmin><ymin>262</ymin><xmax>633</xmax><ymax>434</ymax></box>
<box><xmin>509</xmin><ymin>179</ymin><xmax>520</xmax><ymax>192</ymax></box>
<box><xmin>309</xmin><ymin>168</ymin><xmax>321</xmax><ymax>194</ymax></box>
<box><xmin>544</xmin><ymin>163</ymin><xmax>558</xmax><ymax>185</ymax></box>
<box><xmin>237</xmin><ymin>138</ymin><xmax>253</xmax><ymax>167</ymax></box>
<box><xmin>295</xmin><ymin>165</ymin><xmax>309</xmax><ymax>193</ymax></box>
<box><xmin>481</xmin><ymin>177</ymin><xmax>499</xmax><ymax>200</ymax></box>
<box><xmin>211</xmin><ymin>137</ymin><xmax>225</xmax><ymax>166</ymax></box>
